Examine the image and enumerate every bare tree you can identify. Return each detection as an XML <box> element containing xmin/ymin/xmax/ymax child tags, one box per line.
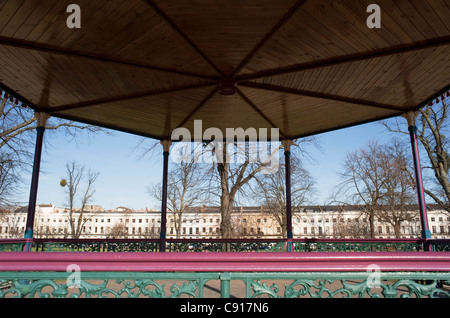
<box><xmin>377</xmin><ymin>141</ymin><xmax>417</xmax><ymax>237</ymax></box>
<box><xmin>334</xmin><ymin>141</ymin><xmax>385</xmax><ymax>237</ymax></box>
<box><xmin>331</xmin><ymin>210</ymin><xmax>370</xmax><ymax>238</ymax></box>
<box><xmin>206</xmin><ymin>138</ymin><xmax>318</xmax><ymax>239</ymax></box>
<box><xmin>334</xmin><ymin>140</ymin><xmax>416</xmax><ymax>238</ymax></box>
<box><xmin>140</xmin><ymin>135</ymin><xmax>317</xmax><ymax>240</ymax></box>
<box><xmin>106</xmin><ymin>223</ymin><xmax>129</xmax><ymax>239</ymax></box>
<box><xmin>0</xmin><ymin>153</ymin><xmax>18</xmax><ymax>206</ymax></box>
<box><xmin>0</xmin><ymin>92</ymin><xmax>103</xmax><ymax>206</ymax></box>
<box><xmin>255</xmin><ymin>155</ymin><xmax>315</xmax><ymax>238</ymax></box>
<box><xmin>61</xmin><ymin>161</ymin><xmax>99</xmax><ymax>238</ymax></box>
<box><xmin>383</xmin><ymin>95</ymin><xmax>450</xmax><ymax>214</ymax></box>
<box><xmin>150</xmin><ymin>145</ymin><xmax>206</xmax><ymax>238</ymax></box>
<box><xmin>214</xmin><ymin>142</ymin><xmax>266</xmax><ymax>238</ymax></box>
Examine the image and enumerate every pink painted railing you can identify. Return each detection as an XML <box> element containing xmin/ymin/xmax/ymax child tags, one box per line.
<box><xmin>1</xmin><ymin>242</ymin><xmax>449</xmax><ymax>298</ymax></box>
<box><xmin>1</xmin><ymin>251</ymin><xmax>450</xmax><ymax>272</ymax></box>
<box><xmin>0</xmin><ymin>237</ymin><xmax>449</xmax><ymax>252</ymax></box>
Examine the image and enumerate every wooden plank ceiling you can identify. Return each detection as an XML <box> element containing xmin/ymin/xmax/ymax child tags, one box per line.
<box><xmin>0</xmin><ymin>0</ymin><xmax>449</xmax><ymax>141</ymax></box>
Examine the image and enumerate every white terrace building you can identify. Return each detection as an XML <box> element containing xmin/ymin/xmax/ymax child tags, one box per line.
<box><xmin>0</xmin><ymin>204</ymin><xmax>449</xmax><ymax>240</ymax></box>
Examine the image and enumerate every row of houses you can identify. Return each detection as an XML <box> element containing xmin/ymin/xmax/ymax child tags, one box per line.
<box><xmin>1</xmin><ymin>204</ymin><xmax>449</xmax><ymax>239</ymax></box>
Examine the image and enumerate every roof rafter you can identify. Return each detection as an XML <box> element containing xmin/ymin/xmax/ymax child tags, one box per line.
<box><xmin>230</xmin><ymin>0</ymin><xmax>307</xmax><ymax>78</ymax></box>
<box><xmin>145</xmin><ymin>0</ymin><xmax>225</xmax><ymax>78</ymax></box>
<box><xmin>236</xmin><ymin>89</ymin><xmax>287</xmax><ymax>139</ymax></box>
<box><xmin>47</xmin><ymin>83</ymin><xmax>216</xmax><ymax>113</ymax></box>
<box><xmin>0</xmin><ymin>37</ymin><xmax>216</xmax><ymax>81</ymax></box>
<box><xmin>239</xmin><ymin>81</ymin><xmax>407</xmax><ymax>112</ymax></box>
<box><xmin>237</xmin><ymin>36</ymin><xmax>450</xmax><ymax>81</ymax></box>
<box><xmin>174</xmin><ymin>86</ymin><xmax>219</xmax><ymax>131</ymax></box>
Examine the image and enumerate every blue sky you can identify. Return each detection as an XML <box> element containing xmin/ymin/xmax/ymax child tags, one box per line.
<box><xmin>18</xmin><ymin>117</ymin><xmax>407</xmax><ymax>211</ymax></box>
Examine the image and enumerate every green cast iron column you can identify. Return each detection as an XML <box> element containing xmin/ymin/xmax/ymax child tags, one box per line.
<box><xmin>24</xmin><ymin>113</ymin><xmax>49</xmax><ymax>251</ymax></box>
<box><xmin>282</xmin><ymin>139</ymin><xmax>293</xmax><ymax>251</ymax></box>
<box><xmin>160</xmin><ymin>140</ymin><xmax>171</xmax><ymax>252</ymax></box>
<box><xmin>403</xmin><ymin>112</ymin><xmax>431</xmax><ymax>250</ymax></box>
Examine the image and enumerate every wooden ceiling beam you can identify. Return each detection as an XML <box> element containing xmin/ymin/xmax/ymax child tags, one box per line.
<box><xmin>145</xmin><ymin>0</ymin><xmax>225</xmax><ymax>78</ymax></box>
<box><xmin>239</xmin><ymin>81</ymin><xmax>408</xmax><ymax>112</ymax></box>
<box><xmin>47</xmin><ymin>83</ymin><xmax>216</xmax><ymax>113</ymax></box>
<box><xmin>0</xmin><ymin>37</ymin><xmax>216</xmax><ymax>81</ymax></box>
<box><xmin>230</xmin><ymin>0</ymin><xmax>307</xmax><ymax>77</ymax></box>
<box><xmin>50</xmin><ymin>112</ymin><xmax>163</xmax><ymax>140</ymax></box>
<box><xmin>236</xmin><ymin>88</ymin><xmax>287</xmax><ymax>139</ymax></box>
<box><xmin>174</xmin><ymin>86</ymin><xmax>218</xmax><ymax>129</ymax></box>
<box><xmin>0</xmin><ymin>81</ymin><xmax>41</xmax><ymax>111</ymax></box>
<box><xmin>237</xmin><ymin>36</ymin><xmax>450</xmax><ymax>81</ymax></box>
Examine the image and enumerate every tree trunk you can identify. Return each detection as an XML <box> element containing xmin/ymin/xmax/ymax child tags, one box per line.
<box><xmin>368</xmin><ymin>210</ymin><xmax>375</xmax><ymax>238</ymax></box>
<box><xmin>220</xmin><ymin>195</ymin><xmax>234</xmax><ymax>239</ymax></box>
<box><xmin>217</xmin><ymin>157</ymin><xmax>237</xmax><ymax>245</ymax></box>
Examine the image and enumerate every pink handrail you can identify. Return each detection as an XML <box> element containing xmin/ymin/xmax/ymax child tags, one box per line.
<box><xmin>0</xmin><ymin>237</ymin><xmax>427</xmax><ymax>244</ymax></box>
<box><xmin>0</xmin><ymin>251</ymin><xmax>449</xmax><ymax>272</ymax></box>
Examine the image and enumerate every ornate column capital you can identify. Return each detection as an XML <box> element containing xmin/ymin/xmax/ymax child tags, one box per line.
<box><xmin>35</xmin><ymin>112</ymin><xmax>50</xmax><ymax>128</ymax></box>
<box><xmin>281</xmin><ymin>139</ymin><xmax>294</xmax><ymax>152</ymax></box>
<box><xmin>402</xmin><ymin>111</ymin><xmax>419</xmax><ymax>127</ymax></box>
<box><xmin>160</xmin><ymin>139</ymin><xmax>172</xmax><ymax>153</ymax></box>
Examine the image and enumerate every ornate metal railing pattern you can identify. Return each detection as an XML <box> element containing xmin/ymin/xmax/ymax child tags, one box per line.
<box><xmin>0</xmin><ymin>242</ymin><xmax>24</xmax><ymax>252</ymax></box>
<box><xmin>433</xmin><ymin>240</ymin><xmax>450</xmax><ymax>252</ymax></box>
<box><xmin>0</xmin><ymin>272</ymin><xmax>219</xmax><ymax>298</ymax></box>
<box><xmin>2</xmin><ymin>238</ymin><xmax>448</xmax><ymax>252</ymax></box>
<box><xmin>0</xmin><ymin>271</ymin><xmax>449</xmax><ymax>298</ymax></box>
<box><xmin>34</xmin><ymin>240</ymin><xmax>160</xmax><ymax>253</ymax></box>
<box><xmin>292</xmin><ymin>241</ymin><xmax>423</xmax><ymax>252</ymax></box>
<box><xmin>229</xmin><ymin>272</ymin><xmax>450</xmax><ymax>298</ymax></box>
<box><xmin>166</xmin><ymin>240</ymin><xmax>286</xmax><ymax>252</ymax></box>
<box><xmin>0</xmin><ymin>252</ymin><xmax>449</xmax><ymax>298</ymax></box>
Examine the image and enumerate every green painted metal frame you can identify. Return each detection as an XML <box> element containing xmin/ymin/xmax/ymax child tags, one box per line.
<box><xmin>1</xmin><ymin>238</ymin><xmax>449</xmax><ymax>252</ymax></box>
<box><xmin>0</xmin><ymin>271</ymin><xmax>449</xmax><ymax>298</ymax></box>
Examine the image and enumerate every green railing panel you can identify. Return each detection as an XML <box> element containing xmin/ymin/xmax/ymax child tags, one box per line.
<box><xmin>0</xmin><ymin>243</ymin><xmax>23</xmax><ymax>252</ymax></box>
<box><xmin>34</xmin><ymin>241</ymin><xmax>159</xmax><ymax>252</ymax></box>
<box><xmin>1</xmin><ymin>238</ymin><xmax>449</xmax><ymax>252</ymax></box>
<box><xmin>293</xmin><ymin>241</ymin><xmax>422</xmax><ymax>252</ymax></box>
<box><xmin>0</xmin><ymin>271</ymin><xmax>448</xmax><ymax>298</ymax></box>
<box><xmin>0</xmin><ymin>272</ymin><xmax>220</xmax><ymax>298</ymax></box>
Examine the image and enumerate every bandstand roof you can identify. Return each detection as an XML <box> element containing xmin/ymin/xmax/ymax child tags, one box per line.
<box><xmin>0</xmin><ymin>0</ymin><xmax>449</xmax><ymax>141</ymax></box>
